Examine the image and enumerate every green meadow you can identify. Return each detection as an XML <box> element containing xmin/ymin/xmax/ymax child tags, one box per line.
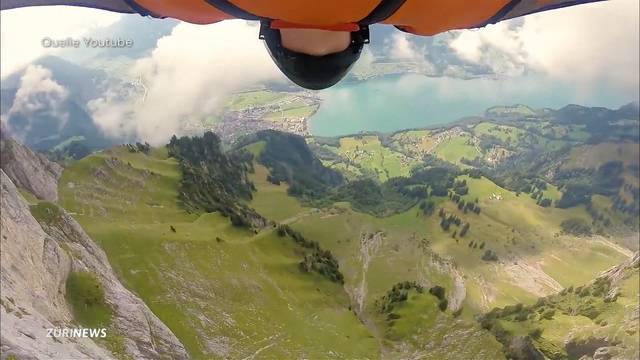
<box><xmin>56</xmin><ymin>125</ymin><xmax>634</xmax><ymax>358</ymax></box>
<box><xmin>322</xmin><ymin>135</ymin><xmax>416</xmax><ymax>181</ymax></box>
<box><xmin>433</xmin><ymin>133</ymin><xmax>479</xmax><ymax>165</ymax></box>
<box><xmin>264</xmin><ymin>104</ymin><xmax>318</xmax><ymax>121</ymax></box>
<box><xmin>247</xmin><ymin>144</ymin><xmax>628</xmax><ymax>356</ymax></box>
<box><xmin>226</xmin><ymin>90</ymin><xmax>285</xmax><ymax>110</ymax></box>
<box><xmin>58</xmin><ymin>147</ymin><xmax>377</xmax><ymax>359</ymax></box>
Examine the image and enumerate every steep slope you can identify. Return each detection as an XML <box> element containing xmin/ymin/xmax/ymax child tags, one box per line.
<box><xmin>33</xmin><ymin>201</ymin><xmax>189</xmax><ymax>359</ymax></box>
<box><xmin>481</xmin><ymin>253</ymin><xmax>639</xmax><ymax>359</ymax></box>
<box><xmin>0</xmin><ymin>139</ymin><xmax>188</xmax><ymax>359</ymax></box>
<box><xmin>57</xmin><ymin>146</ymin><xmax>378</xmax><ymax>359</ymax></box>
<box><xmin>1</xmin><ymin>170</ymin><xmax>110</xmax><ymax>360</ymax></box>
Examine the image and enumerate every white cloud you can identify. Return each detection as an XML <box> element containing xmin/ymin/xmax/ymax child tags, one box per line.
<box><xmin>448</xmin><ymin>0</ymin><xmax>639</xmax><ymax>94</ymax></box>
<box><xmin>88</xmin><ymin>20</ymin><xmax>283</xmax><ymax>145</ymax></box>
<box><xmin>9</xmin><ymin>65</ymin><xmax>68</xmax><ymax>114</ymax></box>
<box><xmin>386</xmin><ymin>32</ymin><xmax>438</xmax><ymax>75</ymax></box>
<box><xmin>0</xmin><ymin>7</ymin><xmax>121</xmax><ymax>77</ymax></box>
<box><xmin>390</xmin><ymin>33</ymin><xmax>422</xmax><ymax>61</ymax></box>
<box><xmin>351</xmin><ymin>47</ymin><xmax>376</xmax><ymax>73</ymax></box>
<box><xmin>390</xmin><ymin>32</ymin><xmax>439</xmax><ymax>75</ymax></box>
<box><xmin>5</xmin><ymin>65</ymin><xmax>69</xmax><ymax>138</ymax></box>
<box><xmin>449</xmin><ymin>22</ymin><xmax>526</xmax><ymax>76</ymax></box>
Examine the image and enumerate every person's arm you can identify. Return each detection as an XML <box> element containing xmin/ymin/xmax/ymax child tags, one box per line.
<box><xmin>1</xmin><ymin>0</ymin><xmax>134</xmax><ymax>13</ymax></box>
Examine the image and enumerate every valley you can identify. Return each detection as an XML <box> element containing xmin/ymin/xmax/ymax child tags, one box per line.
<box><xmin>40</xmin><ymin>102</ymin><xmax>639</xmax><ymax>359</ymax></box>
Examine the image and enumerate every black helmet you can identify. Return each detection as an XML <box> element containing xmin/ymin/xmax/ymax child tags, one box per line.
<box><xmin>259</xmin><ymin>21</ymin><xmax>370</xmax><ymax>90</ymax></box>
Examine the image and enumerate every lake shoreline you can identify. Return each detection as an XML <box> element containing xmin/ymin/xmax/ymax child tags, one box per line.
<box><xmin>308</xmin><ymin>73</ymin><xmax>631</xmax><ymax>137</ymax></box>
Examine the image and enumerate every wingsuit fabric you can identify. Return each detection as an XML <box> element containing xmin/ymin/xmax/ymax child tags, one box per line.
<box><xmin>1</xmin><ymin>0</ymin><xmax>606</xmax><ymax>36</ymax></box>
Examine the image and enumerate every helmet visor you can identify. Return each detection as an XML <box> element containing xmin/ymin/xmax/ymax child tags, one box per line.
<box><xmin>260</xmin><ymin>22</ymin><xmax>369</xmax><ymax>90</ymax></box>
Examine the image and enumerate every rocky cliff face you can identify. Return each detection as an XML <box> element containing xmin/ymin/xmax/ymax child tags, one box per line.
<box><xmin>567</xmin><ymin>251</ymin><xmax>640</xmax><ymax>360</ymax></box>
<box><xmin>1</xmin><ymin>170</ymin><xmax>112</xmax><ymax>360</ymax></box>
<box><xmin>35</xmin><ymin>192</ymin><xmax>189</xmax><ymax>360</ymax></box>
<box><xmin>600</xmin><ymin>251</ymin><xmax>639</xmax><ymax>285</ymax></box>
<box><xmin>1</xmin><ymin>138</ymin><xmax>188</xmax><ymax>359</ymax></box>
<box><xmin>0</xmin><ymin>132</ymin><xmax>62</xmax><ymax>202</ymax></box>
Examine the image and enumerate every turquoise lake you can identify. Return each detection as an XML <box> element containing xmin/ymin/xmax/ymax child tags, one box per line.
<box><xmin>309</xmin><ymin>74</ymin><xmax>634</xmax><ymax>136</ymax></box>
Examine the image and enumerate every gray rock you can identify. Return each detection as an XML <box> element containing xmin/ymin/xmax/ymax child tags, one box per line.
<box><xmin>1</xmin><ymin>166</ymin><xmax>188</xmax><ymax>359</ymax></box>
<box><xmin>593</xmin><ymin>346</ymin><xmax>614</xmax><ymax>360</ymax></box>
<box><xmin>598</xmin><ymin>252</ymin><xmax>639</xmax><ymax>285</ymax></box>
<box><xmin>1</xmin><ymin>170</ymin><xmax>111</xmax><ymax>360</ymax></box>
<box><xmin>566</xmin><ymin>337</ymin><xmax>610</xmax><ymax>360</ymax></box>
<box><xmin>507</xmin><ymin>336</ymin><xmax>544</xmax><ymax>360</ymax></box>
<box><xmin>38</xmin><ymin>196</ymin><xmax>189</xmax><ymax>360</ymax></box>
<box><xmin>0</xmin><ymin>135</ymin><xmax>62</xmax><ymax>202</ymax></box>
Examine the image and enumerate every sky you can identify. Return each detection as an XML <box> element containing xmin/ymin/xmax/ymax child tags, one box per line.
<box><xmin>447</xmin><ymin>0</ymin><xmax>639</xmax><ymax>96</ymax></box>
<box><xmin>0</xmin><ymin>6</ymin><xmax>121</xmax><ymax>77</ymax></box>
<box><xmin>0</xmin><ymin>0</ymin><xmax>638</xmax><ymax>144</ymax></box>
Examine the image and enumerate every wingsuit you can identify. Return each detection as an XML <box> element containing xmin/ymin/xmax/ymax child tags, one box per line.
<box><xmin>1</xmin><ymin>0</ymin><xmax>606</xmax><ymax>89</ymax></box>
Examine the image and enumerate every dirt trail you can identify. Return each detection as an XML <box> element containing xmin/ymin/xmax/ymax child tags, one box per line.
<box><xmin>475</xmin><ymin>275</ymin><xmax>497</xmax><ymax>310</ymax></box>
<box><xmin>504</xmin><ymin>258</ymin><xmax>563</xmax><ymax>297</ymax></box>
<box><xmin>239</xmin><ymin>334</ymin><xmax>281</xmax><ymax>360</ymax></box>
<box><xmin>592</xmin><ymin>236</ymin><xmax>635</xmax><ymax>258</ymax></box>
<box><xmin>353</xmin><ymin>231</ymin><xmax>384</xmax><ymax>315</ymax></box>
<box><xmin>280</xmin><ymin>209</ymin><xmax>315</xmax><ymax>225</ymax></box>
<box><xmin>421</xmin><ymin>253</ymin><xmax>466</xmax><ymax>312</ymax></box>
<box><xmin>448</xmin><ymin>268</ymin><xmax>467</xmax><ymax>312</ymax></box>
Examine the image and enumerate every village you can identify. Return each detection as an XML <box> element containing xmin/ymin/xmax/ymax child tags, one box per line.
<box><xmin>209</xmin><ymin>91</ymin><xmax>319</xmax><ymax>142</ymax></box>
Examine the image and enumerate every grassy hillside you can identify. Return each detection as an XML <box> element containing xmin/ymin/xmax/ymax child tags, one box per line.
<box><xmin>316</xmin><ymin>104</ymin><xmax>639</xmax><ymax>240</ymax></box>
<box><xmin>332</xmin><ymin>135</ymin><xmax>416</xmax><ymax>181</ymax></box>
<box><xmin>248</xmin><ymin>158</ymin><xmax>507</xmax><ymax>358</ymax></box>
<box><xmin>58</xmin><ymin>146</ymin><xmax>377</xmax><ymax>359</ymax></box>
<box><xmin>246</xmin><ymin>137</ymin><xmax>630</xmax><ymax>357</ymax></box>
<box><xmin>480</xmin><ymin>254</ymin><xmax>639</xmax><ymax>359</ymax></box>
<box><xmin>55</xmin><ymin>101</ymin><xmax>638</xmax><ymax>358</ymax></box>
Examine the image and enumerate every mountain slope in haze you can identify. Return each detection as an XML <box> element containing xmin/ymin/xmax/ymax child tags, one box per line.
<box><xmin>60</xmin><ymin>16</ymin><xmax>178</xmax><ymax>66</ymax></box>
<box><xmin>1</xmin><ymin>130</ymin><xmax>62</xmax><ymax>201</ymax></box>
<box><xmin>352</xmin><ymin>25</ymin><xmax>499</xmax><ymax>80</ymax></box>
<box><xmin>1</xmin><ymin>56</ymin><xmax>116</xmax><ymax>151</ymax></box>
<box><xmin>0</xmin><ymin>138</ymin><xmax>188</xmax><ymax>360</ymax></box>
<box><xmin>0</xmin><ymin>15</ymin><xmax>179</xmax><ymax>152</ymax></box>
<box><xmin>0</xmin><ymin>56</ymin><xmax>108</xmax><ymax>101</ymax></box>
